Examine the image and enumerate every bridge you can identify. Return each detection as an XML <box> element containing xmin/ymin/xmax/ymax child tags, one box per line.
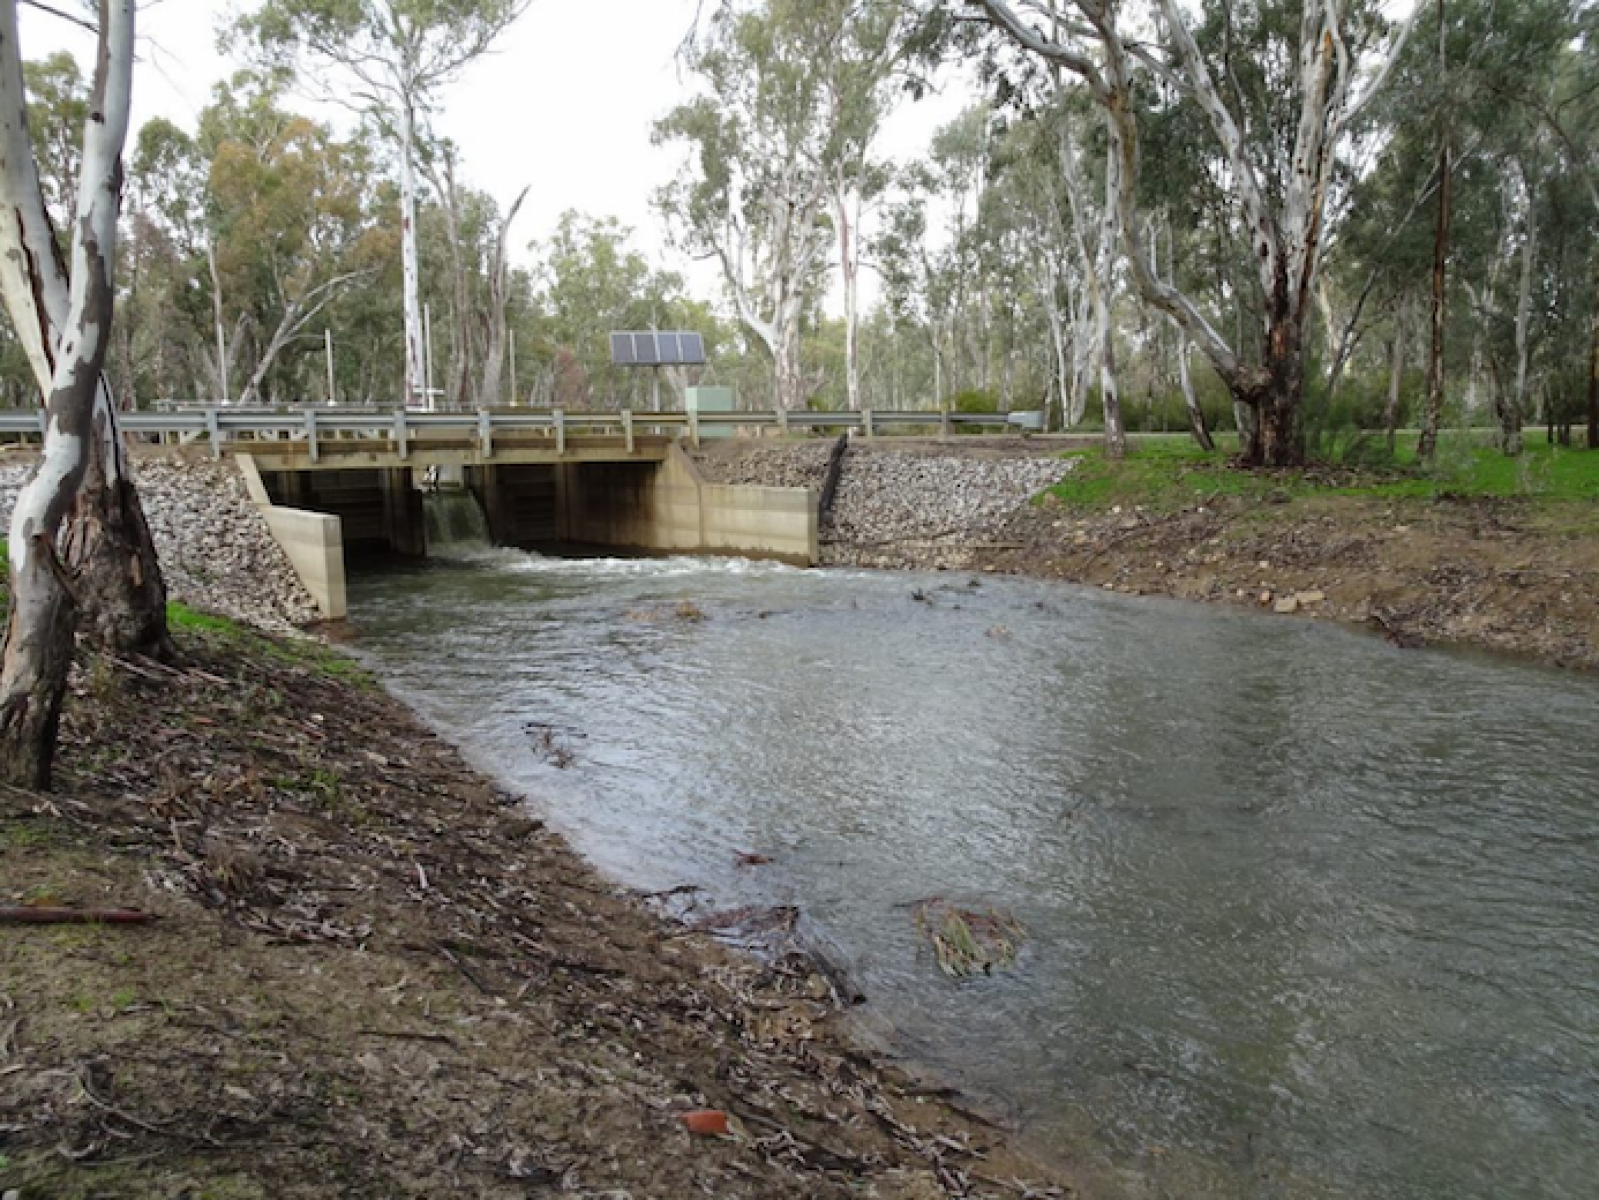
<box><xmin>0</xmin><ymin>405</ymin><xmax>1040</xmax><ymax>623</ymax></box>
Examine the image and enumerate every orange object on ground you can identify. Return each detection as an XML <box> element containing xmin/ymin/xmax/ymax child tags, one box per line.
<box><xmin>678</xmin><ymin>1109</ymin><xmax>729</xmax><ymax>1136</ymax></box>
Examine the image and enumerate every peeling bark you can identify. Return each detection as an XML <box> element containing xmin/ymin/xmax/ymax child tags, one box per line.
<box><xmin>0</xmin><ymin>0</ymin><xmax>139</xmax><ymax>785</ymax></box>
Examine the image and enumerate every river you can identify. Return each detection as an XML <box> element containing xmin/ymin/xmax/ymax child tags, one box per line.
<box><xmin>347</xmin><ymin>545</ymin><xmax>1599</xmax><ymax>1200</ymax></box>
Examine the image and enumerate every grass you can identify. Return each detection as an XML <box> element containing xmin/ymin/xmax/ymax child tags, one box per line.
<box><xmin>167</xmin><ymin>602</ymin><xmax>373</xmax><ymax>687</ymax></box>
<box><xmin>1046</xmin><ymin>434</ymin><xmax>1599</xmax><ymax>511</ymax></box>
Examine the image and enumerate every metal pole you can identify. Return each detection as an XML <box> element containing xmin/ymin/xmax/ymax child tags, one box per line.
<box><xmin>423</xmin><ymin>302</ymin><xmax>435</xmax><ymax>411</ymax></box>
<box><xmin>324</xmin><ymin>329</ymin><xmax>336</xmax><ymax>404</ymax></box>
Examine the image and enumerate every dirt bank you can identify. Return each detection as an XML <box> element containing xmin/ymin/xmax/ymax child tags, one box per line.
<box><xmin>698</xmin><ymin>437</ymin><xmax>1599</xmax><ymax>671</ymax></box>
<box><xmin>978</xmin><ymin>491</ymin><xmax>1599</xmax><ymax>671</ymax></box>
<box><xmin>0</xmin><ymin>624</ymin><xmax>1069</xmax><ymax>1199</ymax></box>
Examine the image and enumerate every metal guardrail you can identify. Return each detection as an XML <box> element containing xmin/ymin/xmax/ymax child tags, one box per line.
<box><xmin>0</xmin><ymin>405</ymin><xmax>1041</xmax><ymax>461</ymax></box>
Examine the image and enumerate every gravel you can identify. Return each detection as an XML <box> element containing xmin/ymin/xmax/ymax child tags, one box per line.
<box><xmin>694</xmin><ymin>438</ymin><xmax>1074</xmax><ymax>570</ymax></box>
<box><xmin>0</xmin><ymin>455</ymin><xmax>320</xmax><ymax>634</ymax></box>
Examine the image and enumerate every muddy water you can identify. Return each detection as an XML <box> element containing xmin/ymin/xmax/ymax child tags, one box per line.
<box><xmin>348</xmin><ymin>550</ymin><xmax>1599</xmax><ymax>1200</ymax></box>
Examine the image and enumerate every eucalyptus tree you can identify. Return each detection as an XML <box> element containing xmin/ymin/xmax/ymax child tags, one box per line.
<box><xmin>655</xmin><ymin>1</ymin><xmax>848</xmax><ymax>411</ymax></box>
<box><xmin>0</xmin><ymin>0</ymin><xmax>161</xmax><ymax>786</ymax></box>
<box><xmin>239</xmin><ymin>0</ymin><xmax>531</xmax><ymax>407</ymax></box>
<box><xmin>808</xmin><ymin>0</ymin><xmax>919</xmax><ymax>411</ymax></box>
<box><xmin>970</xmin><ymin>0</ymin><xmax>1420</xmax><ymax>466</ymax></box>
<box><xmin>201</xmin><ymin>89</ymin><xmax>382</xmax><ymax>403</ymax></box>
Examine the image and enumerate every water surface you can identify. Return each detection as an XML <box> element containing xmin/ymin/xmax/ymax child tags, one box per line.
<box><xmin>348</xmin><ymin>549</ymin><xmax>1599</xmax><ymax>1199</ymax></box>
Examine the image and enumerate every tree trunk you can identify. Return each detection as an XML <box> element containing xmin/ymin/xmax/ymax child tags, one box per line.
<box><xmin>62</xmin><ymin>413</ymin><xmax>173</xmax><ymax>661</ymax></box>
<box><xmin>0</xmin><ymin>0</ymin><xmax>136</xmax><ymax>786</ymax></box>
<box><xmin>1178</xmin><ymin>337</ymin><xmax>1215</xmax><ymax>451</ymax></box>
<box><xmin>1240</xmin><ymin>300</ymin><xmax>1306</xmax><ymax>467</ymax></box>
<box><xmin>1384</xmin><ymin>302</ymin><xmax>1407</xmax><ymax>455</ymax></box>
<box><xmin>1587</xmin><ymin>253</ymin><xmax>1599</xmax><ymax>449</ymax></box>
<box><xmin>1419</xmin><ymin>142</ymin><xmax>1452</xmax><ymax>458</ymax></box>
<box><xmin>0</xmin><ymin>0</ymin><xmax>169</xmax><ymax>663</ymax></box>
<box><xmin>399</xmin><ymin>100</ymin><xmax>425</xmax><ymax>407</ymax></box>
<box><xmin>835</xmin><ymin>183</ymin><xmax>862</xmax><ymax>412</ymax></box>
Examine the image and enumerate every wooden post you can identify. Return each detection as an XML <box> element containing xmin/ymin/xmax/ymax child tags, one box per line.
<box><xmin>622</xmin><ymin>408</ymin><xmax>635</xmax><ymax>454</ymax></box>
<box><xmin>206</xmin><ymin>408</ymin><xmax>222</xmax><ymax>459</ymax></box>
<box><xmin>554</xmin><ymin>408</ymin><xmax>566</xmax><ymax>456</ymax></box>
<box><xmin>304</xmin><ymin>408</ymin><xmax>320</xmax><ymax>463</ymax></box>
<box><xmin>863</xmin><ymin>408</ymin><xmax>875</xmax><ymax>439</ymax></box>
<box><xmin>393</xmin><ymin>408</ymin><xmax>409</xmax><ymax>460</ymax></box>
<box><xmin>477</xmin><ymin>407</ymin><xmax>493</xmax><ymax>458</ymax></box>
<box><xmin>687</xmin><ymin>406</ymin><xmax>701</xmax><ymax>447</ymax></box>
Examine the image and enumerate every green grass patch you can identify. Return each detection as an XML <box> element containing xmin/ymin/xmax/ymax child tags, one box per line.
<box><xmin>167</xmin><ymin>602</ymin><xmax>373</xmax><ymax>687</ymax></box>
<box><xmin>1047</xmin><ymin>436</ymin><xmax>1599</xmax><ymax>510</ymax></box>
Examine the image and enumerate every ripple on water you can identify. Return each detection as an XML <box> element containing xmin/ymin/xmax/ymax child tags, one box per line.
<box><xmin>349</xmin><ymin>552</ymin><xmax>1599</xmax><ymax>1200</ymax></box>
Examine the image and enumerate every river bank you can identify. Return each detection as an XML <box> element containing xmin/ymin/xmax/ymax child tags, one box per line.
<box><xmin>692</xmin><ymin>437</ymin><xmax>1599</xmax><ymax>670</ymax></box>
<box><xmin>0</xmin><ymin>616</ymin><xmax>1069</xmax><ymax>1199</ymax></box>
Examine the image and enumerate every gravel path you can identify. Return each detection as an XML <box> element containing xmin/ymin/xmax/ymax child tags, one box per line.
<box><xmin>0</xmin><ymin>455</ymin><xmax>319</xmax><ymax>634</ymax></box>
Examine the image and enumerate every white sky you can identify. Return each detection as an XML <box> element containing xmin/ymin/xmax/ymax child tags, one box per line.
<box><xmin>19</xmin><ymin>0</ymin><xmax>978</xmax><ymax>311</ymax></box>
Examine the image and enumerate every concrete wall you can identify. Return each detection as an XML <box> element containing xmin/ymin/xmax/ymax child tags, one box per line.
<box><xmin>556</xmin><ymin>445</ymin><xmax>816</xmax><ymax>564</ymax></box>
<box><xmin>236</xmin><ymin>442</ymin><xmax>817</xmax><ymax>617</ymax></box>
<box><xmin>467</xmin><ymin>463</ymin><xmax>559</xmax><ymax>546</ymax></box>
<box><xmin>262</xmin><ymin>506</ymin><xmax>347</xmax><ymax>620</ymax></box>
<box><xmin>235</xmin><ymin>454</ymin><xmax>347</xmax><ymax>620</ymax></box>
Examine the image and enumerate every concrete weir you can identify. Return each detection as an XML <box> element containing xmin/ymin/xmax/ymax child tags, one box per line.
<box><xmin>235</xmin><ymin>444</ymin><xmax>818</xmax><ymax>621</ymax></box>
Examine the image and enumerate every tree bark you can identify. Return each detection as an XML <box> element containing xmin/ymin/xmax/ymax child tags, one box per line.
<box><xmin>399</xmin><ymin>99</ymin><xmax>426</xmax><ymax>407</ymax></box>
<box><xmin>1384</xmin><ymin>302</ymin><xmax>1407</xmax><ymax>455</ymax></box>
<box><xmin>1588</xmin><ymin>253</ymin><xmax>1599</xmax><ymax>450</ymax></box>
<box><xmin>479</xmin><ymin>187</ymin><xmax>528</xmax><ymax>410</ymax></box>
<box><xmin>0</xmin><ymin>0</ymin><xmax>138</xmax><ymax>786</ymax></box>
<box><xmin>1178</xmin><ymin>337</ymin><xmax>1215</xmax><ymax>452</ymax></box>
<box><xmin>0</xmin><ymin>0</ymin><xmax>170</xmax><ymax>662</ymax></box>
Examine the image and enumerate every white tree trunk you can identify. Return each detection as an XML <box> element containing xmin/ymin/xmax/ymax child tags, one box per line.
<box><xmin>0</xmin><ymin>0</ymin><xmax>139</xmax><ymax>786</ymax></box>
<box><xmin>399</xmin><ymin>100</ymin><xmax>426</xmax><ymax>407</ymax></box>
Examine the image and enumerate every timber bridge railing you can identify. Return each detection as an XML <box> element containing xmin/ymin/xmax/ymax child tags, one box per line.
<box><xmin>0</xmin><ymin>403</ymin><xmax>1044</xmax><ymax>463</ymax></box>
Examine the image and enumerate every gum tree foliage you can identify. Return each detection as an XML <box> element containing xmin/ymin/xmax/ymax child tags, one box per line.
<box><xmin>528</xmin><ymin>211</ymin><xmax>712</xmax><ymax>409</ymax></box>
<box><xmin>656</xmin><ymin>1</ymin><xmax>914</xmax><ymax>411</ymax></box>
<box><xmin>239</xmin><ymin>0</ymin><xmax>530</xmax><ymax>406</ymax></box>
<box><xmin>969</xmin><ymin>0</ymin><xmax>1420</xmax><ymax>466</ymax></box>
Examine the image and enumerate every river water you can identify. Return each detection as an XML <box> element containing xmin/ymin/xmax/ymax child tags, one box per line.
<box><xmin>347</xmin><ymin>547</ymin><xmax>1599</xmax><ymax>1200</ymax></box>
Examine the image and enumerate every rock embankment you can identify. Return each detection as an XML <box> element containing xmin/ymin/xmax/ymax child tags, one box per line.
<box><xmin>0</xmin><ymin>454</ymin><xmax>319</xmax><ymax>633</ymax></box>
<box><xmin>693</xmin><ymin>439</ymin><xmax>1073</xmax><ymax>570</ymax></box>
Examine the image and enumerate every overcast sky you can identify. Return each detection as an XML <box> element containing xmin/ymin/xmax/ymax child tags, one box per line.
<box><xmin>19</xmin><ymin>0</ymin><xmax>977</xmax><ymax>308</ymax></box>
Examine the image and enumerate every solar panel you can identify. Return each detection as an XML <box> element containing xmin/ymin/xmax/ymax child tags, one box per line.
<box><xmin>609</xmin><ymin>331</ymin><xmax>707</xmax><ymax>366</ymax></box>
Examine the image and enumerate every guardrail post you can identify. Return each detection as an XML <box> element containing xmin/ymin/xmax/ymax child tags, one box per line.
<box><xmin>863</xmin><ymin>408</ymin><xmax>875</xmax><ymax>439</ymax></box>
<box><xmin>687</xmin><ymin>407</ymin><xmax>700</xmax><ymax>447</ymax></box>
<box><xmin>393</xmin><ymin>408</ymin><xmax>409</xmax><ymax>460</ymax></box>
<box><xmin>304</xmin><ymin>407</ymin><xmax>319</xmax><ymax>464</ymax></box>
<box><xmin>940</xmin><ymin>405</ymin><xmax>952</xmax><ymax>439</ymax></box>
<box><xmin>622</xmin><ymin>409</ymin><xmax>635</xmax><ymax>454</ymax></box>
<box><xmin>477</xmin><ymin>407</ymin><xmax>493</xmax><ymax>458</ymax></box>
<box><xmin>554</xmin><ymin>408</ymin><xmax>566</xmax><ymax>456</ymax></box>
<box><xmin>205</xmin><ymin>408</ymin><xmax>222</xmax><ymax>458</ymax></box>
<box><xmin>35</xmin><ymin>408</ymin><xmax>47</xmax><ymax>438</ymax></box>
<box><xmin>776</xmin><ymin>405</ymin><xmax>789</xmax><ymax>437</ymax></box>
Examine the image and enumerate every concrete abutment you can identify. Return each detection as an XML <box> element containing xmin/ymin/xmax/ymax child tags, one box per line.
<box><xmin>236</xmin><ymin>445</ymin><xmax>817</xmax><ymax>618</ymax></box>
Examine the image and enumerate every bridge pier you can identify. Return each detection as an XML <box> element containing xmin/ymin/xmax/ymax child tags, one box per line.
<box><xmin>380</xmin><ymin>468</ymin><xmax>426</xmax><ymax>558</ymax></box>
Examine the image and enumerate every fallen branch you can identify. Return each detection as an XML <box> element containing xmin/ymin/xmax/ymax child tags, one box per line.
<box><xmin>0</xmin><ymin>907</ymin><xmax>158</xmax><ymax>925</ymax></box>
